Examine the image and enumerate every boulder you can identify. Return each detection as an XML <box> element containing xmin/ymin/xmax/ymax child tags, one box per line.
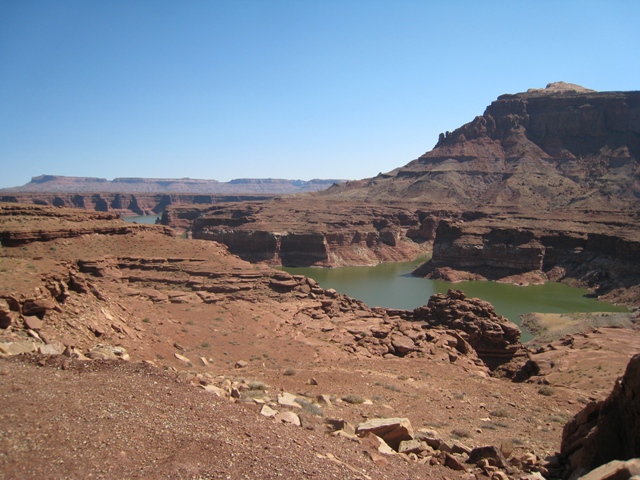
<box><xmin>356</xmin><ymin>417</ymin><xmax>414</xmax><ymax>451</ymax></box>
<box><xmin>277</xmin><ymin>392</ymin><xmax>302</xmax><ymax>409</ymax></box>
<box><xmin>89</xmin><ymin>345</ymin><xmax>130</xmax><ymax>361</ymax></box>
<box><xmin>398</xmin><ymin>439</ymin><xmax>429</xmax><ymax>455</ymax></box>
<box><xmin>39</xmin><ymin>342</ymin><xmax>65</xmax><ymax>355</ymax></box>
<box><xmin>444</xmin><ymin>453</ymin><xmax>467</xmax><ymax>471</ymax></box>
<box><xmin>23</xmin><ymin>316</ymin><xmax>43</xmax><ymax>330</ymax></box>
<box><xmin>360</xmin><ymin>433</ymin><xmax>396</xmax><ymax>455</ymax></box>
<box><xmin>0</xmin><ymin>340</ymin><xmax>37</xmax><ymax>356</ymax></box>
<box><xmin>390</xmin><ymin>334</ymin><xmax>415</xmax><ymax>355</ymax></box>
<box><xmin>275</xmin><ymin>411</ymin><xmax>300</xmax><ymax>426</ymax></box>
<box><xmin>0</xmin><ymin>299</ymin><xmax>14</xmax><ymax>328</ymax></box>
<box><xmin>578</xmin><ymin>458</ymin><xmax>640</xmax><ymax>480</ymax></box>
<box><xmin>260</xmin><ymin>405</ymin><xmax>278</xmax><ymax>418</ymax></box>
<box><xmin>467</xmin><ymin>445</ymin><xmax>508</xmax><ymax>468</ymax></box>
<box><xmin>22</xmin><ymin>298</ymin><xmax>56</xmax><ymax>316</ymax></box>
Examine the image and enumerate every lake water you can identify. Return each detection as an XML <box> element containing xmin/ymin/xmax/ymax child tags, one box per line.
<box><xmin>121</xmin><ymin>215</ymin><xmax>160</xmax><ymax>224</ymax></box>
<box><xmin>282</xmin><ymin>259</ymin><xmax>628</xmax><ymax>341</ymax></box>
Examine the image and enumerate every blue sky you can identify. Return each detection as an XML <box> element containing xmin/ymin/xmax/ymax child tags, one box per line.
<box><xmin>1</xmin><ymin>1</ymin><xmax>638</xmax><ymax>188</ymax></box>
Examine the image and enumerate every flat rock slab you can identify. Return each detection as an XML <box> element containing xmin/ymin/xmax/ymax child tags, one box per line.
<box><xmin>260</xmin><ymin>405</ymin><xmax>278</xmax><ymax>418</ymax></box>
<box><xmin>277</xmin><ymin>392</ymin><xmax>301</xmax><ymax>409</ymax></box>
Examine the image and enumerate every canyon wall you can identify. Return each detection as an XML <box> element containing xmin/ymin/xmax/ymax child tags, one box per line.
<box><xmin>189</xmin><ymin>200</ymin><xmax>445</xmax><ymax>266</ymax></box>
<box><xmin>414</xmin><ymin>214</ymin><xmax>640</xmax><ymax>303</ymax></box>
<box><xmin>0</xmin><ymin>193</ymin><xmax>273</xmax><ymax>216</ymax></box>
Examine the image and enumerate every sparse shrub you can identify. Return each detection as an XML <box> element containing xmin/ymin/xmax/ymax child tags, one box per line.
<box><xmin>490</xmin><ymin>408</ymin><xmax>509</xmax><ymax>418</ymax></box>
<box><xmin>341</xmin><ymin>394</ymin><xmax>365</xmax><ymax>404</ymax></box>
<box><xmin>142</xmin><ymin>318</ymin><xmax>151</xmax><ymax>323</ymax></box>
<box><xmin>453</xmin><ymin>392</ymin><xmax>465</xmax><ymax>400</ymax></box>
<box><xmin>295</xmin><ymin>398</ymin><xmax>324</xmax><ymax>416</ymax></box>
<box><xmin>201</xmin><ymin>342</ymin><xmax>210</xmax><ymax>348</ymax></box>
<box><xmin>549</xmin><ymin>413</ymin><xmax>569</xmax><ymax>424</ymax></box>
<box><xmin>397</xmin><ymin>375</ymin><xmax>410</xmax><ymax>381</ymax></box>
<box><xmin>371</xmin><ymin>395</ymin><xmax>388</xmax><ymax>404</ymax></box>
<box><xmin>451</xmin><ymin>428</ymin><xmax>471</xmax><ymax>438</ymax></box>
<box><xmin>480</xmin><ymin>422</ymin><xmax>496</xmax><ymax>430</ymax></box>
<box><xmin>538</xmin><ymin>385</ymin><xmax>555</xmax><ymax>396</ymax></box>
<box><xmin>283</xmin><ymin>368</ymin><xmax>296</xmax><ymax>376</ymax></box>
<box><xmin>248</xmin><ymin>381</ymin><xmax>268</xmax><ymax>391</ymax></box>
<box><xmin>186</xmin><ymin>320</ymin><xmax>194</xmax><ymax>325</ymax></box>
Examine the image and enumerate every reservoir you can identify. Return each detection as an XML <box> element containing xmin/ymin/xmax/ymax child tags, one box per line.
<box><xmin>282</xmin><ymin>259</ymin><xmax>628</xmax><ymax>342</ymax></box>
<box><xmin>121</xmin><ymin>214</ymin><xmax>160</xmax><ymax>224</ymax></box>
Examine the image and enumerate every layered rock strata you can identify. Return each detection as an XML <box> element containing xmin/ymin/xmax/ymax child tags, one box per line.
<box><xmin>0</xmin><ymin>203</ymin><xmax>172</xmax><ymax>246</ymax></box>
<box><xmin>189</xmin><ymin>200</ymin><xmax>443</xmax><ymax>266</ymax></box>
<box><xmin>413</xmin><ymin>212</ymin><xmax>640</xmax><ymax>303</ymax></box>
<box><xmin>0</xmin><ymin>192</ymin><xmax>274</xmax><ymax>217</ymax></box>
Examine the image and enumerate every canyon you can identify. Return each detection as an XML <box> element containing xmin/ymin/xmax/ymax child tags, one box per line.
<box><xmin>2</xmin><ymin>82</ymin><xmax>640</xmax><ymax>478</ymax></box>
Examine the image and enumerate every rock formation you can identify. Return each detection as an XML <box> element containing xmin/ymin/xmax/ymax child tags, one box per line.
<box><xmin>560</xmin><ymin>353</ymin><xmax>640</xmax><ymax>478</ymax></box>
<box><xmin>329</xmin><ymin>83</ymin><xmax>640</xmax><ymax>212</ymax></box>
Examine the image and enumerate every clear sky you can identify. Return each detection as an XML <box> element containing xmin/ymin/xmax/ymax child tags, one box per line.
<box><xmin>1</xmin><ymin>1</ymin><xmax>638</xmax><ymax>188</ymax></box>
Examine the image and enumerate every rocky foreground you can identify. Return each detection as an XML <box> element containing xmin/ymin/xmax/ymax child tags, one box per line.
<box><xmin>1</xmin><ymin>204</ymin><xmax>640</xmax><ymax>479</ymax></box>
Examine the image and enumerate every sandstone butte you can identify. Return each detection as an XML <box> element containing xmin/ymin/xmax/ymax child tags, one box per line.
<box><xmin>0</xmin><ymin>82</ymin><xmax>639</xmax><ymax>479</ymax></box>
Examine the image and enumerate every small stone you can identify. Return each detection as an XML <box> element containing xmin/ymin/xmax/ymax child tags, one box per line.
<box><xmin>199</xmin><ymin>356</ymin><xmax>208</xmax><ymax>366</ymax></box>
<box><xmin>173</xmin><ymin>342</ymin><xmax>185</xmax><ymax>351</ymax></box>
<box><xmin>174</xmin><ymin>353</ymin><xmax>191</xmax><ymax>364</ymax></box>
<box><xmin>203</xmin><ymin>385</ymin><xmax>228</xmax><ymax>397</ymax></box>
<box><xmin>235</xmin><ymin>360</ymin><xmax>248</xmax><ymax>368</ymax></box>
<box><xmin>308</xmin><ymin>377</ymin><xmax>318</xmax><ymax>385</ymax></box>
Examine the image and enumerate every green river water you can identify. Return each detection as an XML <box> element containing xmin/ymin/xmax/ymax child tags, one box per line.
<box><xmin>122</xmin><ymin>215</ymin><xmax>160</xmax><ymax>224</ymax></box>
<box><xmin>282</xmin><ymin>258</ymin><xmax>628</xmax><ymax>342</ymax></box>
